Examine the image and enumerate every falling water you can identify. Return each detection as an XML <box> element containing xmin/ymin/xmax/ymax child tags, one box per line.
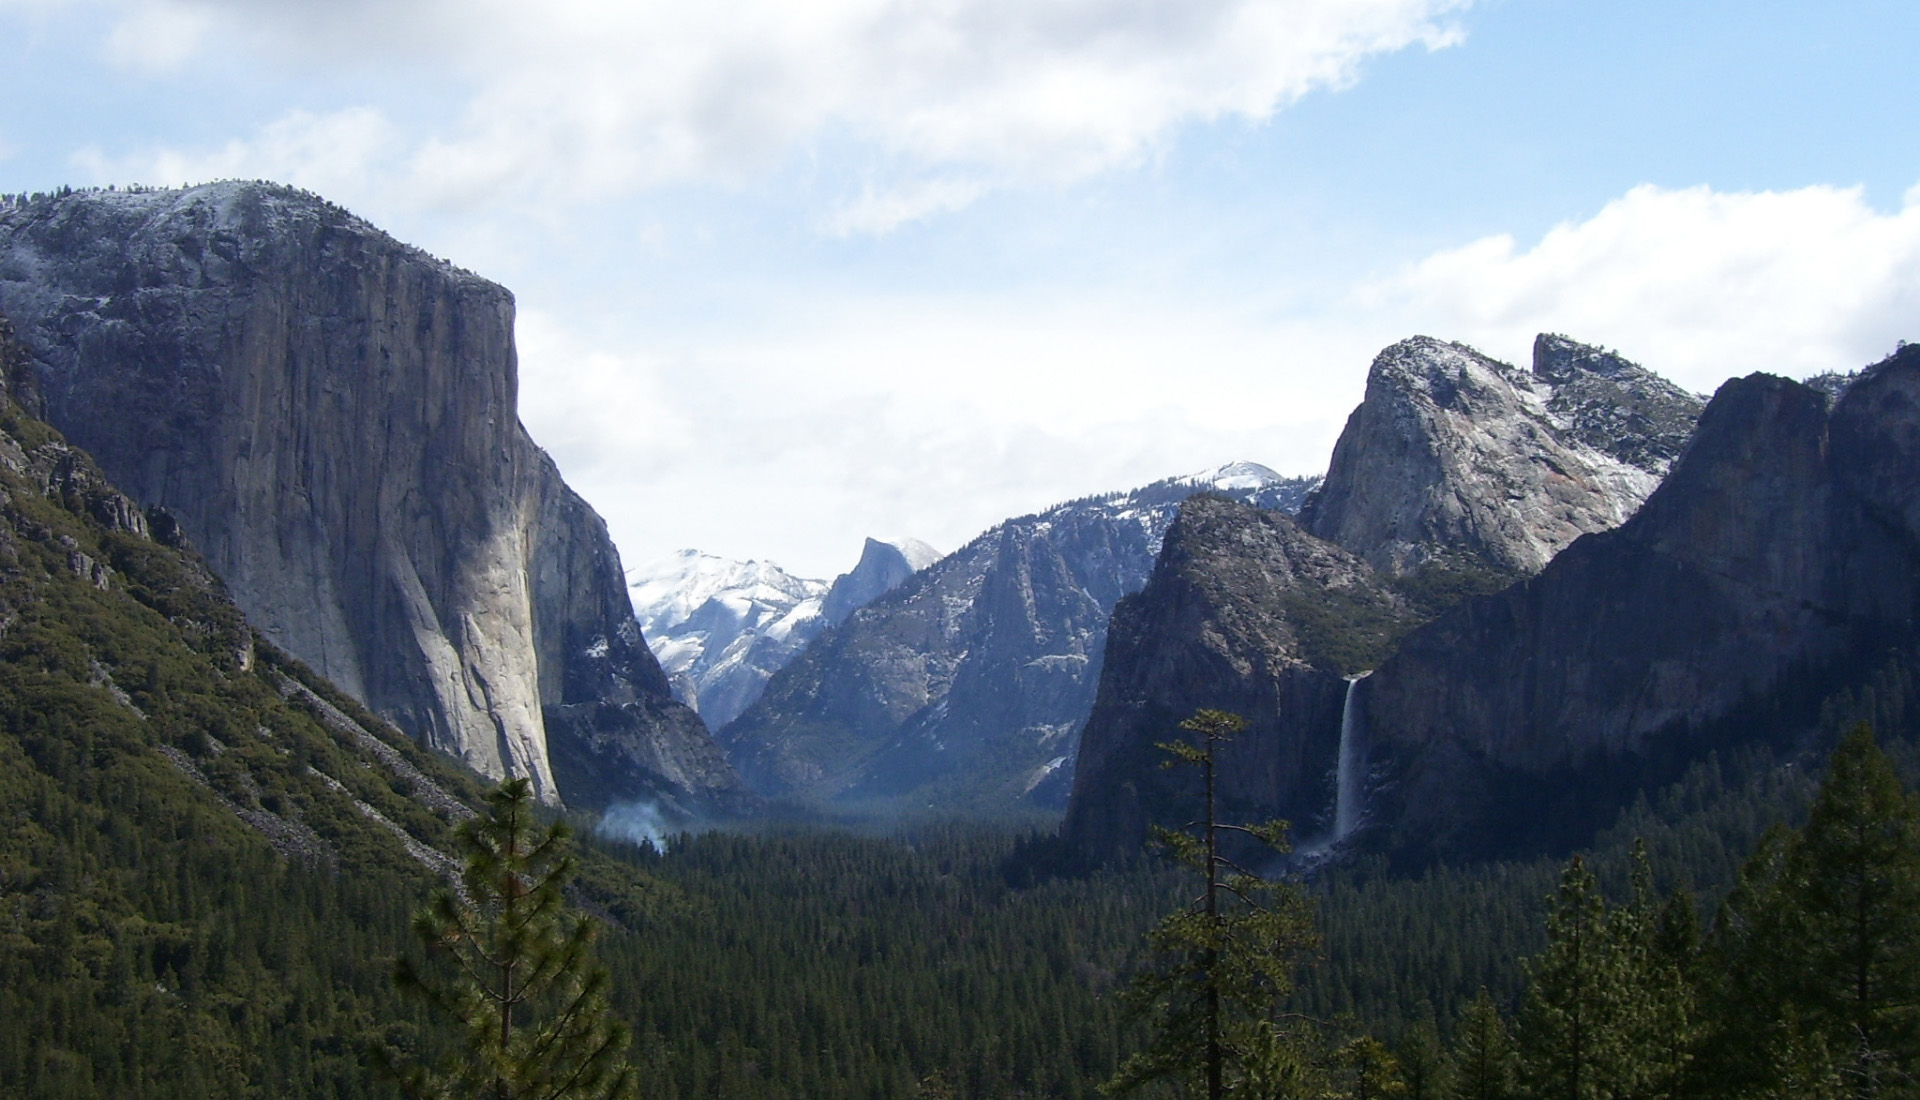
<box><xmin>1333</xmin><ymin>672</ymin><xmax>1371</xmax><ymax>842</ymax></box>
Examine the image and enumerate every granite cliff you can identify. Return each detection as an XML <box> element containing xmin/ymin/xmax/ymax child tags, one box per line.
<box><xmin>1298</xmin><ymin>335</ymin><xmax>1699</xmax><ymax>579</ymax></box>
<box><xmin>721</xmin><ymin>463</ymin><xmax>1318</xmax><ymax>812</ymax></box>
<box><xmin>1059</xmin><ymin>495</ymin><xmax>1417</xmax><ymax>861</ymax></box>
<box><xmin>1064</xmin><ymin>335</ymin><xmax>1705</xmax><ymax>860</ymax></box>
<box><xmin>1360</xmin><ymin>345</ymin><xmax>1920</xmax><ymax>857</ymax></box>
<box><xmin>0</xmin><ymin>183</ymin><xmax>741</xmax><ymax>813</ymax></box>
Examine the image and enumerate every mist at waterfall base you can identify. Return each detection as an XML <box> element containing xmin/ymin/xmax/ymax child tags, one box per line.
<box><xmin>595</xmin><ymin>800</ymin><xmax>680</xmax><ymax>852</ymax></box>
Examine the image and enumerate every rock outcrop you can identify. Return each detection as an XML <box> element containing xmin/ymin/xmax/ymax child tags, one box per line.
<box><xmin>1059</xmin><ymin>496</ymin><xmax>1417</xmax><ymax>861</ymax></box>
<box><xmin>721</xmin><ymin>463</ymin><xmax>1319</xmax><ymax>812</ymax></box>
<box><xmin>1531</xmin><ymin>333</ymin><xmax>1704</xmax><ymax>474</ymax></box>
<box><xmin>0</xmin><ymin>183</ymin><xmax>741</xmax><ymax>812</ymax></box>
<box><xmin>1361</xmin><ymin>346</ymin><xmax>1920</xmax><ymax>857</ymax></box>
<box><xmin>1299</xmin><ymin>336</ymin><xmax>1700</xmax><ymax>578</ymax></box>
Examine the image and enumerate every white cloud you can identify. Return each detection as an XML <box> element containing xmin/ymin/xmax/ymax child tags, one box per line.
<box><xmin>102</xmin><ymin>1</ymin><xmax>212</xmax><ymax>73</ymax></box>
<box><xmin>513</xmin><ymin>310</ymin><xmax>697</xmax><ymax>475</ymax></box>
<box><xmin>513</xmin><ymin>293</ymin><xmax>1369</xmax><ymax>577</ymax></box>
<box><xmin>73</xmin><ymin>105</ymin><xmax>404</xmax><ymax>201</ymax></box>
<box><xmin>83</xmin><ymin>0</ymin><xmax>1469</xmax><ymax>225</ymax></box>
<box><xmin>1370</xmin><ymin>182</ymin><xmax>1920</xmax><ymax>390</ymax></box>
<box><xmin>824</xmin><ymin>176</ymin><xmax>987</xmax><ymax>236</ymax></box>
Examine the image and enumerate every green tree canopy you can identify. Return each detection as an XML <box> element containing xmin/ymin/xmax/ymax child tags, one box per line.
<box><xmin>1104</xmin><ymin>709</ymin><xmax>1320</xmax><ymax>1100</ymax></box>
<box><xmin>393</xmin><ymin>777</ymin><xmax>635</xmax><ymax>1100</ymax></box>
<box><xmin>1700</xmin><ymin>723</ymin><xmax>1920</xmax><ymax>1100</ymax></box>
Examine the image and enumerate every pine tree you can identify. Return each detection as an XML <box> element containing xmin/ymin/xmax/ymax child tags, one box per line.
<box><xmin>1103</xmin><ymin>709</ymin><xmax>1319</xmax><ymax>1100</ymax></box>
<box><xmin>1446</xmin><ymin>990</ymin><xmax>1515</xmax><ymax>1100</ymax></box>
<box><xmin>1398</xmin><ymin>1018</ymin><xmax>1451</xmax><ymax>1100</ymax></box>
<box><xmin>1610</xmin><ymin>842</ymin><xmax>1695</xmax><ymax>1100</ymax></box>
<box><xmin>1693</xmin><ymin>824</ymin><xmax>1813</xmax><ymax>1100</ymax></box>
<box><xmin>1515</xmin><ymin>845</ymin><xmax>1697</xmax><ymax>1100</ymax></box>
<box><xmin>392</xmin><ymin>777</ymin><xmax>636</xmax><ymax>1100</ymax></box>
<box><xmin>1787</xmin><ymin>723</ymin><xmax>1920</xmax><ymax>1093</ymax></box>
<box><xmin>1698</xmin><ymin>724</ymin><xmax>1920</xmax><ymax>1100</ymax></box>
<box><xmin>1518</xmin><ymin>854</ymin><xmax>1646</xmax><ymax>1100</ymax></box>
<box><xmin>1334</xmin><ymin>1034</ymin><xmax>1408</xmax><ymax>1100</ymax></box>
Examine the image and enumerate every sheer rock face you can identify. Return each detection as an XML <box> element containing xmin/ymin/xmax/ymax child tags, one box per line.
<box><xmin>1299</xmin><ymin>336</ymin><xmax>1699</xmax><ymax>577</ymax></box>
<box><xmin>820</xmin><ymin>537</ymin><xmax>941</xmax><ymax>627</ymax></box>
<box><xmin>0</xmin><ymin>183</ymin><xmax>741</xmax><ymax>812</ymax></box>
<box><xmin>1059</xmin><ymin>496</ymin><xmax>1417</xmax><ymax>863</ymax></box>
<box><xmin>720</xmin><ymin>465</ymin><xmax>1319</xmax><ymax>812</ymax></box>
<box><xmin>1363</xmin><ymin>348</ymin><xmax>1920</xmax><ymax>857</ymax></box>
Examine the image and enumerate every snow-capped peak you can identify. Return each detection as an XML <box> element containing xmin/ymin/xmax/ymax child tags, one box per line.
<box><xmin>876</xmin><ymin>536</ymin><xmax>943</xmax><ymax>572</ymax></box>
<box><xmin>1180</xmin><ymin>460</ymin><xmax>1286</xmax><ymax>493</ymax></box>
<box><xmin>627</xmin><ymin>549</ymin><xmax>827</xmax><ymax>639</ymax></box>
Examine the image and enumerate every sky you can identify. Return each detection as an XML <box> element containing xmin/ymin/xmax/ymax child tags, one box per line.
<box><xmin>0</xmin><ymin>0</ymin><xmax>1916</xmax><ymax>580</ymax></box>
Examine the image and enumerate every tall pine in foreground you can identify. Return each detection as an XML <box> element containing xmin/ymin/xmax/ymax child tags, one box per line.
<box><xmin>1104</xmin><ymin>709</ymin><xmax>1320</xmax><ymax>1100</ymax></box>
<box><xmin>393</xmin><ymin>778</ymin><xmax>635</xmax><ymax>1100</ymax></box>
<box><xmin>1446</xmin><ymin>989</ymin><xmax>1517</xmax><ymax>1100</ymax></box>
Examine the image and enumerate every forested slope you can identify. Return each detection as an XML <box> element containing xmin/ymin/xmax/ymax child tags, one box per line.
<box><xmin>0</xmin><ymin>315</ymin><xmax>667</xmax><ymax>1098</ymax></box>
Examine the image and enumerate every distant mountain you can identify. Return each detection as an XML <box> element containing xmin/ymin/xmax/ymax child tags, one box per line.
<box><xmin>720</xmin><ymin>462</ymin><xmax>1320</xmax><ymax>813</ymax></box>
<box><xmin>821</xmin><ymin>537</ymin><xmax>943</xmax><ymax>627</ymax></box>
<box><xmin>1065</xmin><ymin>335</ymin><xmax>1709</xmax><ymax>862</ymax></box>
<box><xmin>628</xmin><ymin>537</ymin><xmax>939</xmax><ymax>730</ymax></box>
<box><xmin>0</xmin><ymin>182</ymin><xmax>740</xmax><ymax>814</ymax></box>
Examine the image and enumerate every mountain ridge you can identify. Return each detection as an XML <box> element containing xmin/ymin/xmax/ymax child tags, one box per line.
<box><xmin>720</xmin><ymin>462</ymin><xmax>1320</xmax><ymax>812</ymax></box>
<box><xmin>1359</xmin><ymin>345</ymin><xmax>1920</xmax><ymax>858</ymax></box>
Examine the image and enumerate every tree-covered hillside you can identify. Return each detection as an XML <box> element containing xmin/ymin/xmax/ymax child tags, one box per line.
<box><xmin>0</xmin><ymin>317</ymin><xmax>673</xmax><ymax>1098</ymax></box>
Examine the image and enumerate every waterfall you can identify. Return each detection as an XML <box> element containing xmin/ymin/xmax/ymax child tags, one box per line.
<box><xmin>1333</xmin><ymin>672</ymin><xmax>1371</xmax><ymax>841</ymax></box>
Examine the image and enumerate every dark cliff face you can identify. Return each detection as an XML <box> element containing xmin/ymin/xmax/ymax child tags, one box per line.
<box><xmin>720</xmin><ymin>466</ymin><xmax>1318</xmax><ymax>813</ymax></box>
<box><xmin>0</xmin><ymin>183</ymin><xmax>741</xmax><ymax>812</ymax></box>
<box><xmin>1059</xmin><ymin>496</ymin><xmax>1418</xmax><ymax>863</ymax></box>
<box><xmin>1362</xmin><ymin>348</ymin><xmax>1920</xmax><ymax>858</ymax></box>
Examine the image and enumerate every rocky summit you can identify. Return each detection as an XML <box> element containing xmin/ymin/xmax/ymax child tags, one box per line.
<box><xmin>0</xmin><ymin>183</ymin><xmax>742</xmax><ymax>814</ymax></box>
<box><xmin>820</xmin><ymin>537</ymin><xmax>943</xmax><ymax>628</ymax></box>
<box><xmin>720</xmin><ymin>463</ymin><xmax>1319</xmax><ymax>813</ymax></box>
<box><xmin>1299</xmin><ymin>335</ymin><xmax>1702</xmax><ymax>579</ymax></box>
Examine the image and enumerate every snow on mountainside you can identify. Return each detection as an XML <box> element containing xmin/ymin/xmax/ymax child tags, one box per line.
<box><xmin>719</xmin><ymin>461</ymin><xmax>1323</xmax><ymax>813</ymax></box>
<box><xmin>630</xmin><ymin>551</ymin><xmax>828</xmax><ymax>642</ymax></box>
<box><xmin>629</xmin><ymin>539</ymin><xmax>939</xmax><ymax>730</ymax></box>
